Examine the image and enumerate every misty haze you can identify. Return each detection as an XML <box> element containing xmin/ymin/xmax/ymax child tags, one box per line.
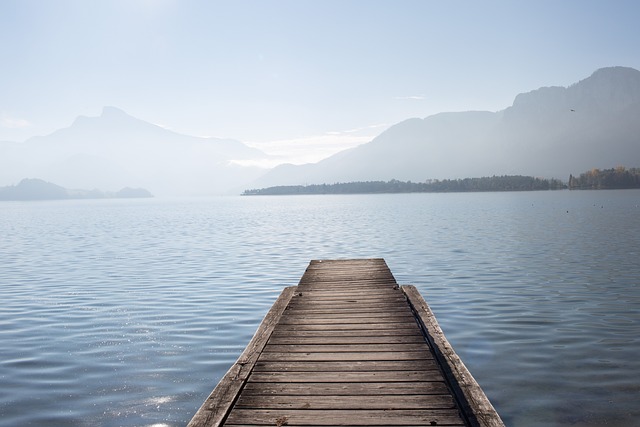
<box><xmin>1</xmin><ymin>2</ymin><xmax>640</xmax><ymax>427</ymax></box>
<box><xmin>2</xmin><ymin>67</ymin><xmax>640</xmax><ymax>196</ymax></box>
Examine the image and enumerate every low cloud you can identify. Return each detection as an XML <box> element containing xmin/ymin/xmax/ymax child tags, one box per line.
<box><xmin>394</xmin><ymin>95</ymin><xmax>425</xmax><ymax>100</ymax></box>
<box><xmin>1</xmin><ymin>113</ymin><xmax>31</xmax><ymax>129</ymax></box>
<box><xmin>239</xmin><ymin>126</ymin><xmax>387</xmax><ymax>167</ymax></box>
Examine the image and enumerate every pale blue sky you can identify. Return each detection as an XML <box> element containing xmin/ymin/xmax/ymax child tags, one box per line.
<box><xmin>2</xmin><ymin>0</ymin><xmax>639</xmax><ymax>163</ymax></box>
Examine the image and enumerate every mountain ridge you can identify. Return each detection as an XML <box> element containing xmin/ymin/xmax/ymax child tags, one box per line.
<box><xmin>250</xmin><ymin>66</ymin><xmax>640</xmax><ymax>188</ymax></box>
<box><xmin>2</xmin><ymin>66</ymin><xmax>638</xmax><ymax>195</ymax></box>
<box><xmin>0</xmin><ymin>107</ymin><xmax>270</xmax><ymax>196</ymax></box>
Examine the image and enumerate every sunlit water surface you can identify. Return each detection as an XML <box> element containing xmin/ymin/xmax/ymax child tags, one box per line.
<box><xmin>1</xmin><ymin>191</ymin><xmax>639</xmax><ymax>426</ymax></box>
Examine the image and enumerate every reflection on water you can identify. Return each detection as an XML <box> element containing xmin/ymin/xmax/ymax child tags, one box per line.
<box><xmin>1</xmin><ymin>191</ymin><xmax>639</xmax><ymax>426</ymax></box>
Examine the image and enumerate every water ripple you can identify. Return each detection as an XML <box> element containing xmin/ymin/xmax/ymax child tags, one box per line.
<box><xmin>1</xmin><ymin>192</ymin><xmax>639</xmax><ymax>426</ymax></box>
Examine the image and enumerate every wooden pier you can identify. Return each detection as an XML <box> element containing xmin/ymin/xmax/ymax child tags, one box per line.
<box><xmin>189</xmin><ymin>259</ymin><xmax>503</xmax><ymax>426</ymax></box>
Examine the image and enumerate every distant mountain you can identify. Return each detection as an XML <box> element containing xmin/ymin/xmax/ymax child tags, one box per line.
<box><xmin>0</xmin><ymin>178</ymin><xmax>69</xmax><ymax>200</ymax></box>
<box><xmin>0</xmin><ymin>107</ymin><xmax>270</xmax><ymax>196</ymax></box>
<box><xmin>250</xmin><ymin>66</ymin><xmax>640</xmax><ymax>188</ymax></box>
<box><xmin>5</xmin><ymin>68</ymin><xmax>639</xmax><ymax>195</ymax></box>
<box><xmin>0</xmin><ymin>178</ymin><xmax>153</xmax><ymax>200</ymax></box>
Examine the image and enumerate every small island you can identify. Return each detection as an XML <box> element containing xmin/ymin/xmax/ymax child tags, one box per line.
<box><xmin>0</xmin><ymin>178</ymin><xmax>153</xmax><ymax>201</ymax></box>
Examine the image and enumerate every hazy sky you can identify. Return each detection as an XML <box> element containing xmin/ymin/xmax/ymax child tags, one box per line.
<box><xmin>2</xmin><ymin>0</ymin><xmax>639</xmax><ymax>164</ymax></box>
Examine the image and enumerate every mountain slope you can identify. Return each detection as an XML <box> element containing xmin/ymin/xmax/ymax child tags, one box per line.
<box><xmin>251</xmin><ymin>66</ymin><xmax>640</xmax><ymax>188</ymax></box>
<box><xmin>0</xmin><ymin>107</ymin><xmax>269</xmax><ymax>196</ymax></box>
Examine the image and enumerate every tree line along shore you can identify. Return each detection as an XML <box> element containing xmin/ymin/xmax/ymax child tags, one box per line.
<box><xmin>243</xmin><ymin>167</ymin><xmax>640</xmax><ymax>196</ymax></box>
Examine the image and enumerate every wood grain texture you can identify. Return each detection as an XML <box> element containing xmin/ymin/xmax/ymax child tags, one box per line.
<box><xmin>224</xmin><ymin>409</ymin><xmax>466</xmax><ymax>426</ymax></box>
<box><xmin>189</xmin><ymin>259</ymin><xmax>502</xmax><ymax>427</ymax></box>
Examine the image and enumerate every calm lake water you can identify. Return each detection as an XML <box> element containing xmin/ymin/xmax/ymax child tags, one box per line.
<box><xmin>1</xmin><ymin>191</ymin><xmax>639</xmax><ymax>426</ymax></box>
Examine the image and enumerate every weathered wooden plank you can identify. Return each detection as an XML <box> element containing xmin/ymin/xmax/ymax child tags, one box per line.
<box><xmin>299</xmin><ymin>271</ymin><xmax>394</xmax><ymax>277</ymax></box>
<box><xmin>289</xmin><ymin>294</ymin><xmax>402</xmax><ymax>300</ymax></box>
<box><xmin>224</xmin><ymin>425</ymin><xmax>465</xmax><ymax>427</ymax></box>
<box><xmin>283</xmin><ymin>309</ymin><xmax>411</xmax><ymax>317</ymax></box>
<box><xmin>234</xmin><ymin>394</ymin><xmax>457</xmax><ymax>410</ymax></box>
<box><xmin>287</xmin><ymin>300</ymin><xmax>405</xmax><ymax>308</ymax></box>
<box><xmin>289</xmin><ymin>299</ymin><xmax>407</xmax><ymax>307</ymax></box>
<box><xmin>299</xmin><ymin>273</ymin><xmax>395</xmax><ymax>279</ymax></box>
<box><xmin>274</xmin><ymin>322</ymin><xmax>421</xmax><ymax>331</ymax></box>
<box><xmin>257</xmin><ymin>351</ymin><xmax>432</xmax><ymax>362</ymax></box>
<box><xmin>224</xmin><ymin>409</ymin><xmax>466</xmax><ymax>426</ymax></box>
<box><xmin>286</xmin><ymin>307</ymin><xmax>408</xmax><ymax>314</ymax></box>
<box><xmin>300</xmin><ymin>274</ymin><xmax>395</xmax><ymax>279</ymax></box>
<box><xmin>285</xmin><ymin>303</ymin><xmax>402</xmax><ymax>311</ymax></box>
<box><xmin>300</xmin><ymin>272</ymin><xmax>392</xmax><ymax>278</ymax></box>
<box><xmin>252</xmin><ymin>359</ymin><xmax>439</xmax><ymax>372</ymax></box>
<box><xmin>282</xmin><ymin>309</ymin><xmax>416</xmax><ymax>317</ymax></box>
<box><xmin>269</xmin><ymin>328</ymin><xmax>423</xmax><ymax>337</ymax></box>
<box><xmin>240</xmin><ymin>381</ymin><xmax>452</xmax><ymax>396</ymax></box>
<box><xmin>263</xmin><ymin>343</ymin><xmax>428</xmax><ymax>353</ymax></box>
<box><xmin>297</xmin><ymin>279</ymin><xmax>395</xmax><ymax>284</ymax></box>
<box><xmin>221</xmin><ymin>425</ymin><xmax>451</xmax><ymax>427</ymax></box>
<box><xmin>296</xmin><ymin>279</ymin><xmax>395</xmax><ymax>286</ymax></box>
<box><xmin>295</xmin><ymin>282</ymin><xmax>398</xmax><ymax>289</ymax></box>
<box><xmin>296</xmin><ymin>282</ymin><xmax>399</xmax><ymax>288</ymax></box>
<box><xmin>282</xmin><ymin>309</ymin><xmax>413</xmax><ymax>316</ymax></box>
<box><xmin>292</xmin><ymin>289</ymin><xmax>398</xmax><ymax>295</ymax></box>
<box><xmin>301</xmin><ymin>266</ymin><xmax>394</xmax><ymax>273</ymax></box>
<box><xmin>187</xmin><ymin>286</ymin><xmax>297</xmax><ymax>427</ymax></box>
<box><xmin>267</xmin><ymin>335</ymin><xmax>426</xmax><ymax>345</ymax></box>
<box><xmin>288</xmin><ymin>298</ymin><xmax>406</xmax><ymax>305</ymax></box>
<box><xmin>223</xmin><ymin>425</ymin><xmax>458</xmax><ymax>427</ymax></box>
<box><xmin>295</xmin><ymin>285</ymin><xmax>397</xmax><ymax>292</ymax></box>
<box><xmin>280</xmin><ymin>314</ymin><xmax>415</xmax><ymax>321</ymax></box>
<box><xmin>277</xmin><ymin>315</ymin><xmax>416</xmax><ymax>325</ymax></box>
<box><xmin>288</xmin><ymin>297</ymin><xmax>400</xmax><ymax>305</ymax></box>
<box><xmin>304</xmin><ymin>262</ymin><xmax>391</xmax><ymax>268</ymax></box>
<box><xmin>247</xmin><ymin>370</ymin><xmax>445</xmax><ymax>383</ymax></box>
<box><xmin>403</xmin><ymin>285</ymin><xmax>504</xmax><ymax>427</ymax></box>
<box><xmin>306</xmin><ymin>258</ymin><xmax>384</xmax><ymax>265</ymax></box>
<box><xmin>291</xmin><ymin>292</ymin><xmax>403</xmax><ymax>299</ymax></box>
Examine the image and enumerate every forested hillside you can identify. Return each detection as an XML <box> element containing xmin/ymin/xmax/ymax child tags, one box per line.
<box><xmin>569</xmin><ymin>167</ymin><xmax>640</xmax><ymax>189</ymax></box>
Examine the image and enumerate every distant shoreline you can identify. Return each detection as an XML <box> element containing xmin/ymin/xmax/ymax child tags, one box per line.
<box><xmin>244</xmin><ymin>168</ymin><xmax>640</xmax><ymax>196</ymax></box>
<box><xmin>243</xmin><ymin>175</ymin><xmax>566</xmax><ymax>196</ymax></box>
<box><xmin>0</xmin><ymin>178</ymin><xmax>153</xmax><ymax>201</ymax></box>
